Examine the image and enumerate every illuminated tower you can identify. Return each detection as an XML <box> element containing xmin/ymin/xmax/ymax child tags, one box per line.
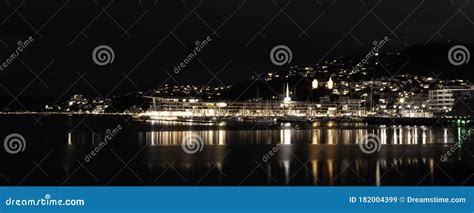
<box><xmin>284</xmin><ymin>83</ymin><xmax>291</xmax><ymax>103</ymax></box>
<box><xmin>327</xmin><ymin>77</ymin><xmax>334</xmax><ymax>90</ymax></box>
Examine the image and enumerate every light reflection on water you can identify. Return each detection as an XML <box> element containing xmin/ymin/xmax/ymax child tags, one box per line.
<box><xmin>138</xmin><ymin>123</ymin><xmax>457</xmax><ymax>146</ymax></box>
<box><xmin>141</xmin><ymin>155</ymin><xmax>444</xmax><ymax>186</ymax></box>
<box><xmin>57</xmin><ymin>121</ymin><xmax>472</xmax><ymax>185</ymax></box>
<box><xmin>3</xmin><ymin>116</ymin><xmax>473</xmax><ymax>186</ymax></box>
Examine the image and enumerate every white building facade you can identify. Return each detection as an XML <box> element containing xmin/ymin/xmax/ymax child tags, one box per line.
<box><xmin>428</xmin><ymin>87</ymin><xmax>473</xmax><ymax>112</ymax></box>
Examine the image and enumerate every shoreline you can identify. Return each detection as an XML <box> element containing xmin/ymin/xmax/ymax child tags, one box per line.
<box><xmin>0</xmin><ymin>112</ymin><xmax>472</xmax><ymax>126</ymax></box>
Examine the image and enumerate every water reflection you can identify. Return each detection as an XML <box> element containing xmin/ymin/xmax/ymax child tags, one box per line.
<box><xmin>139</xmin><ymin>123</ymin><xmax>457</xmax><ymax>146</ymax></box>
<box><xmin>4</xmin><ymin>114</ymin><xmax>474</xmax><ymax>186</ymax></box>
<box><xmin>237</xmin><ymin>157</ymin><xmax>444</xmax><ymax>186</ymax></box>
<box><xmin>26</xmin><ymin>120</ymin><xmax>472</xmax><ymax>186</ymax></box>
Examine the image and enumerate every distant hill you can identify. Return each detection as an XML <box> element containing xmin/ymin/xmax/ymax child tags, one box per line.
<box><xmin>393</xmin><ymin>42</ymin><xmax>474</xmax><ymax>80</ymax></box>
<box><xmin>222</xmin><ymin>42</ymin><xmax>474</xmax><ymax>101</ymax></box>
<box><xmin>2</xmin><ymin>43</ymin><xmax>472</xmax><ymax>108</ymax></box>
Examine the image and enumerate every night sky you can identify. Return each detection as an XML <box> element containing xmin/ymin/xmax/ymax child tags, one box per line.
<box><xmin>0</xmin><ymin>0</ymin><xmax>473</xmax><ymax>98</ymax></box>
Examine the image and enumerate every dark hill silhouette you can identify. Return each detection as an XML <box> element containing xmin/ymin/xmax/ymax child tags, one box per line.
<box><xmin>393</xmin><ymin>42</ymin><xmax>474</xmax><ymax>80</ymax></box>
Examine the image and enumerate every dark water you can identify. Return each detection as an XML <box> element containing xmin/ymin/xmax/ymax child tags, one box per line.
<box><xmin>0</xmin><ymin>115</ymin><xmax>473</xmax><ymax>186</ymax></box>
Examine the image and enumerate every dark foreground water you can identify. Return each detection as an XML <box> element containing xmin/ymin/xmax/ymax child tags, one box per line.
<box><xmin>0</xmin><ymin>115</ymin><xmax>473</xmax><ymax>186</ymax></box>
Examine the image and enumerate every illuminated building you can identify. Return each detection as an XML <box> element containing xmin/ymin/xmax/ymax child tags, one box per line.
<box><xmin>312</xmin><ymin>79</ymin><xmax>319</xmax><ymax>89</ymax></box>
<box><xmin>327</xmin><ymin>77</ymin><xmax>334</xmax><ymax>89</ymax></box>
<box><xmin>429</xmin><ymin>87</ymin><xmax>473</xmax><ymax>112</ymax></box>
<box><xmin>284</xmin><ymin>83</ymin><xmax>292</xmax><ymax>103</ymax></box>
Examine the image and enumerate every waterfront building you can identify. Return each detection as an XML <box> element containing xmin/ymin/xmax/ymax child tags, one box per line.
<box><xmin>339</xmin><ymin>96</ymin><xmax>363</xmax><ymax>116</ymax></box>
<box><xmin>397</xmin><ymin>93</ymin><xmax>431</xmax><ymax>118</ymax></box>
<box><xmin>327</xmin><ymin>77</ymin><xmax>334</xmax><ymax>89</ymax></box>
<box><xmin>320</xmin><ymin>96</ymin><xmax>331</xmax><ymax>104</ymax></box>
<box><xmin>428</xmin><ymin>87</ymin><xmax>473</xmax><ymax>113</ymax></box>
<box><xmin>410</xmin><ymin>93</ymin><xmax>429</xmax><ymax>108</ymax></box>
<box><xmin>141</xmin><ymin>84</ymin><xmax>366</xmax><ymax>120</ymax></box>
